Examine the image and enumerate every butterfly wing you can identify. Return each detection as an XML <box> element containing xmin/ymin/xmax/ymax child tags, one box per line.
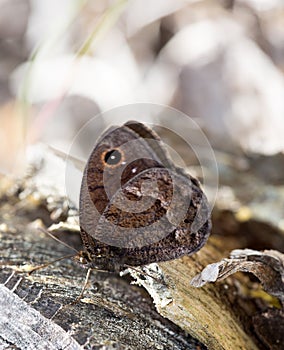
<box><xmin>79</xmin><ymin>122</ymin><xmax>169</xmax><ymax>241</ymax></box>
<box><xmin>79</xmin><ymin>121</ymin><xmax>211</xmax><ymax>271</ymax></box>
<box><xmin>89</xmin><ymin>167</ymin><xmax>211</xmax><ymax>267</ymax></box>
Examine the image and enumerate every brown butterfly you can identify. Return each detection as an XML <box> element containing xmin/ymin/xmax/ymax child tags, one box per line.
<box><xmin>74</xmin><ymin>121</ymin><xmax>211</xmax><ymax>273</ymax></box>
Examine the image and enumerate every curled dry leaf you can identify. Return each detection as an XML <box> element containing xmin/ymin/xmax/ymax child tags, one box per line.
<box><xmin>190</xmin><ymin>248</ymin><xmax>284</xmax><ymax>304</ymax></box>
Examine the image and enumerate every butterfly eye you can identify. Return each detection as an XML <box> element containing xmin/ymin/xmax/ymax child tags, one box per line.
<box><xmin>103</xmin><ymin>149</ymin><xmax>123</xmax><ymax>166</ymax></box>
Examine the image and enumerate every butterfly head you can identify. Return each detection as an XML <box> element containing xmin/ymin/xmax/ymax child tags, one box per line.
<box><xmin>73</xmin><ymin>250</ymin><xmax>121</xmax><ymax>272</ymax></box>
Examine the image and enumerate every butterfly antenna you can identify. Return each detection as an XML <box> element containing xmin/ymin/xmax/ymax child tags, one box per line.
<box><xmin>27</xmin><ymin>254</ymin><xmax>76</xmax><ymax>275</ymax></box>
<box><xmin>38</xmin><ymin>227</ymin><xmax>79</xmax><ymax>254</ymax></box>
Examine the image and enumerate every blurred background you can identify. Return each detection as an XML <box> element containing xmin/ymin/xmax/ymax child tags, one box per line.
<box><xmin>0</xmin><ymin>0</ymin><xmax>284</xmax><ymax>231</ymax></box>
<box><xmin>1</xmin><ymin>0</ymin><xmax>284</xmax><ymax>160</ymax></box>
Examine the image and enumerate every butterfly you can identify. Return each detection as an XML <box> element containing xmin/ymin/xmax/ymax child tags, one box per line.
<box><xmin>73</xmin><ymin>121</ymin><xmax>211</xmax><ymax>273</ymax></box>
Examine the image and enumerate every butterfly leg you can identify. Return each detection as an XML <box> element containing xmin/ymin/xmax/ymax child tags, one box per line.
<box><xmin>69</xmin><ymin>267</ymin><xmax>92</xmax><ymax>305</ymax></box>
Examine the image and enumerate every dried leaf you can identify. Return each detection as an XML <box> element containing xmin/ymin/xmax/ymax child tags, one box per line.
<box><xmin>191</xmin><ymin>248</ymin><xmax>284</xmax><ymax>304</ymax></box>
